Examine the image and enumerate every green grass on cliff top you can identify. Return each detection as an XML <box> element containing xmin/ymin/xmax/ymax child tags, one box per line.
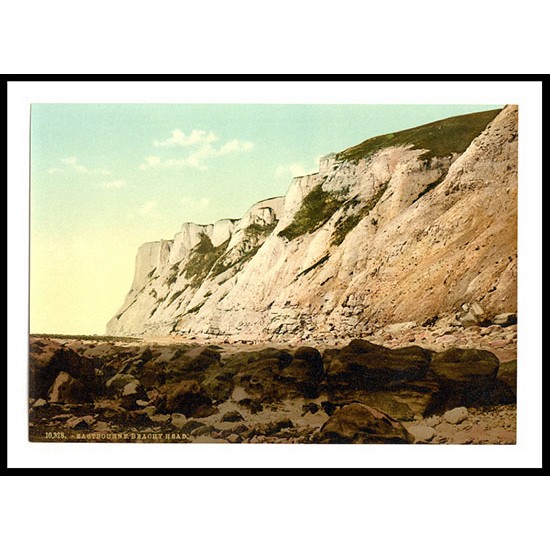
<box><xmin>336</xmin><ymin>108</ymin><xmax>502</xmax><ymax>163</ymax></box>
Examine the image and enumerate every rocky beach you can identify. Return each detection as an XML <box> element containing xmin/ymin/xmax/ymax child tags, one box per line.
<box><xmin>29</xmin><ymin>316</ymin><xmax>516</xmax><ymax>444</ymax></box>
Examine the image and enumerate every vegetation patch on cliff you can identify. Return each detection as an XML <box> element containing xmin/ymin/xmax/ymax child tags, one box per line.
<box><xmin>182</xmin><ymin>235</ymin><xmax>230</xmax><ymax>288</ymax></box>
<box><xmin>210</xmin><ymin>244</ymin><xmax>262</xmax><ymax>278</ymax></box>
<box><xmin>278</xmin><ymin>185</ymin><xmax>345</xmax><ymax>241</ymax></box>
<box><xmin>336</xmin><ymin>109</ymin><xmax>501</xmax><ymax>163</ymax></box>
<box><xmin>331</xmin><ymin>181</ymin><xmax>389</xmax><ymax>246</ymax></box>
<box><xmin>244</xmin><ymin>220</ymin><xmax>278</xmax><ymax>241</ymax></box>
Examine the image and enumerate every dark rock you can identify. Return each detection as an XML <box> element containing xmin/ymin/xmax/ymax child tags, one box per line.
<box><xmin>352</xmin><ymin>393</ymin><xmax>415</xmax><ymax>421</ymax></box>
<box><xmin>317</xmin><ymin>403</ymin><xmax>413</xmax><ymax>444</ymax></box>
<box><xmin>429</xmin><ymin>348</ymin><xmax>499</xmax><ymax>383</ymax></box>
<box><xmin>232</xmin><ymin>423</ymin><xmax>249</xmax><ymax>435</ymax></box>
<box><xmin>154</xmin><ymin>380</ymin><xmax>213</xmax><ymax>417</ymax></box>
<box><xmin>221</xmin><ymin>410</ymin><xmax>244</xmax><ymax>423</ymax></box>
<box><xmin>48</xmin><ymin>371</ymin><xmax>90</xmax><ymax>404</ymax></box>
<box><xmin>139</xmin><ymin>362</ymin><xmax>167</xmax><ymax>390</ymax></box>
<box><xmin>279</xmin><ymin>346</ymin><xmax>324</xmax><ymax>397</ymax></box>
<box><xmin>202</xmin><ymin>370</ymin><xmax>234</xmax><ymax>402</ymax></box>
<box><xmin>302</xmin><ymin>402</ymin><xmax>320</xmax><ymax>415</ymax></box>
<box><xmin>29</xmin><ymin>339</ymin><xmax>97</xmax><ymax>399</ymax></box>
<box><xmin>237</xmin><ymin>398</ymin><xmax>263</xmax><ymax>414</ymax></box>
<box><xmin>497</xmin><ymin>360</ymin><xmax>517</xmax><ymax>397</ymax></box>
<box><xmin>66</xmin><ymin>415</ymin><xmax>96</xmax><ymax>430</ymax></box>
<box><xmin>106</xmin><ymin>374</ymin><xmax>139</xmax><ymax>396</ymax></box>
<box><xmin>163</xmin><ymin>346</ymin><xmax>222</xmax><ymax>384</ymax></box>
<box><xmin>191</xmin><ymin>424</ymin><xmax>216</xmax><ymax>436</ymax></box>
<box><xmin>321</xmin><ymin>401</ymin><xmax>338</xmax><ymax>416</ymax></box>
<box><xmin>247</xmin><ymin>419</ymin><xmax>292</xmax><ymax>437</ymax></box>
<box><xmin>192</xmin><ymin>403</ymin><xmax>218</xmax><ymax>418</ymax></box>
<box><xmin>121</xmin><ymin>381</ymin><xmax>149</xmax><ymax>410</ymax></box>
<box><xmin>426</xmin><ymin>348</ymin><xmax>503</xmax><ymax>413</ymax></box>
<box><xmin>493</xmin><ymin>313</ymin><xmax>517</xmax><ymax>327</ymax></box>
<box><xmin>230</xmin><ymin>349</ymin><xmax>292</xmax><ymax>401</ymax></box>
<box><xmin>324</xmin><ymin>339</ymin><xmax>431</xmax><ymax>391</ymax></box>
<box><xmin>178</xmin><ymin>420</ymin><xmax>205</xmax><ymax>434</ymax></box>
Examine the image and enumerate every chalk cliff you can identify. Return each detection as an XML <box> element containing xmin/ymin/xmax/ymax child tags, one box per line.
<box><xmin>107</xmin><ymin>106</ymin><xmax>517</xmax><ymax>342</ymax></box>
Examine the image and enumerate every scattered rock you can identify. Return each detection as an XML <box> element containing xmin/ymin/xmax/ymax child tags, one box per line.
<box><xmin>407</xmin><ymin>425</ymin><xmax>436</xmax><ymax>442</ymax></box>
<box><xmin>302</xmin><ymin>402</ymin><xmax>320</xmax><ymax>415</ymax></box>
<box><xmin>66</xmin><ymin>415</ymin><xmax>96</xmax><ymax>430</ymax></box>
<box><xmin>352</xmin><ymin>393</ymin><xmax>415</xmax><ymax>421</ymax></box>
<box><xmin>178</xmin><ymin>420</ymin><xmax>205</xmax><ymax>435</ymax></box>
<box><xmin>171</xmin><ymin>413</ymin><xmax>187</xmax><ymax>429</ymax></box>
<box><xmin>237</xmin><ymin>398</ymin><xmax>263</xmax><ymax>413</ymax></box>
<box><xmin>149</xmin><ymin>413</ymin><xmax>171</xmax><ymax>423</ymax></box>
<box><xmin>425</xmin><ymin>415</ymin><xmax>442</xmax><ymax>427</ymax></box>
<box><xmin>32</xmin><ymin>398</ymin><xmax>47</xmax><ymax>408</ymax></box>
<box><xmin>221</xmin><ymin>410</ymin><xmax>244</xmax><ymax>423</ymax></box>
<box><xmin>93</xmin><ymin>421</ymin><xmax>111</xmax><ymax>432</ymax></box>
<box><xmin>106</xmin><ymin>374</ymin><xmax>140</xmax><ymax>397</ymax></box>
<box><xmin>121</xmin><ymin>381</ymin><xmax>148</xmax><ymax>409</ymax></box>
<box><xmin>493</xmin><ymin>313</ymin><xmax>517</xmax><ymax>327</ymax></box>
<box><xmin>154</xmin><ymin>380</ymin><xmax>213</xmax><ymax>417</ymax></box>
<box><xmin>48</xmin><ymin>371</ymin><xmax>90</xmax><ymax>404</ymax></box>
<box><xmin>444</xmin><ymin>407</ymin><xmax>469</xmax><ymax>424</ymax></box>
<box><xmin>318</xmin><ymin>403</ymin><xmax>413</xmax><ymax>444</ymax></box>
<box><xmin>191</xmin><ymin>424</ymin><xmax>216</xmax><ymax>436</ymax></box>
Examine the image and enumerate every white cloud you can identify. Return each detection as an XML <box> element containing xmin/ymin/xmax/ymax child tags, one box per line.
<box><xmin>101</xmin><ymin>179</ymin><xmax>127</xmax><ymax>189</ymax></box>
<box><xmin>139</xmin><ymin>156</ymin><xmax>162</xmax><ymax>170</ymax></box>
<box><xmin>48</xmin><ymin>156</ymin><xmax>110</xmax><ymax>175</ymax></box>
<box><xmin>218</xmin><ymin>139</ymin><xmax>254</xmax><ymax>155</ymax></box>
<box><xmin>154</xmin><ymin>129</ymin><xmax>218</xmax><ymax>148</ymax></box>
<box><xmin>140</xmin><ymin>129</ymin><xmax>254</xmax><ymax>171</ymax></box>
<box><xmin>276</xmin><ymin>163</ymin><xmax>308</xmax><ymax>178</ymax></box>
<box><xmin>138</xmin><ymin>200</ymin><xmax>158</xmax><ymax>216</ymax></box>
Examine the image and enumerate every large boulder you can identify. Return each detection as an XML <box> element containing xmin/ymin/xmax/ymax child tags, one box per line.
<box><xmin>154</xmin><ymin>380</ymin><xmax>215</xmax><ymax>417</ymax></box>
<box><xmin>317</xmin><ymin>403</ymin><xmax>413</xmax><ymax>444</ymax></box>
<box><xmin>278</xmin><ymin>346</ymin><xmax>324</xmax><ymax>398</ymax></box>
<box><xmin>202</xmin><ymin>369</ymin><xmax>234</xmax><ymax>402</ymax></box>
<box><xmin>426</xmin><ymin>348</ymin><xmax>502</xmax><ymax>413</ymax></box>
<box><xmin>230</xmin><ymin>348</ymin><xmax>294</xmax><ymax>402</ymax></box>
<box><xmin>325</xmin><ymin>339</ymin><xmax>431</xmax><ymax>391</ymax></box>
<box><xmin>429</xmin><ymin>348</ymin><xmax>499</xmax><ymax>382</ymax></box>
<box><xmin>48</xmin><ymin>371</ymin><xmax>90</xmax><ymax>404</ymax></box>
<box><xmin>496</xmin><ymin>360</ymin><xmax>516</xmax><ymax>397</ymax></box>
<box><xmin>106</xmin><ymin>373</ymin><xmax>139</xmax><ymax>395</ymax></box>
<box><xmin>29</xmin><ymin>338</ymin><xmax>97</xmax><ymax>399</ymax></box>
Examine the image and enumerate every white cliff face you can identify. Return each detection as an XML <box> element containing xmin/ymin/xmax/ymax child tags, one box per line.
<box><xmin>107</xmin><ymin>107</ymin><xmax>517</xmax><ymax>341</ymax></box>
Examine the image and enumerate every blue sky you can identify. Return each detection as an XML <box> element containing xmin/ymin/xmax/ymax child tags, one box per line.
<box><xmin>30</xmin><ymin>103</ymin><xmax>502</xmax><ymax>334</ymax></box>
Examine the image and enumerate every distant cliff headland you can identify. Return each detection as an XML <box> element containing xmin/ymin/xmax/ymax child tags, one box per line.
<box><xmin>107</xmin><ymin>106</ymin><xmax>517</xmax><ymax>344</ymax></box>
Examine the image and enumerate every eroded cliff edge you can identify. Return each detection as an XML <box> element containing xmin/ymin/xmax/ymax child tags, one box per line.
<box><xmin>107</xmin><ymin>106</ymin><xmax>517</xmax><ymax>342</ymax></box>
